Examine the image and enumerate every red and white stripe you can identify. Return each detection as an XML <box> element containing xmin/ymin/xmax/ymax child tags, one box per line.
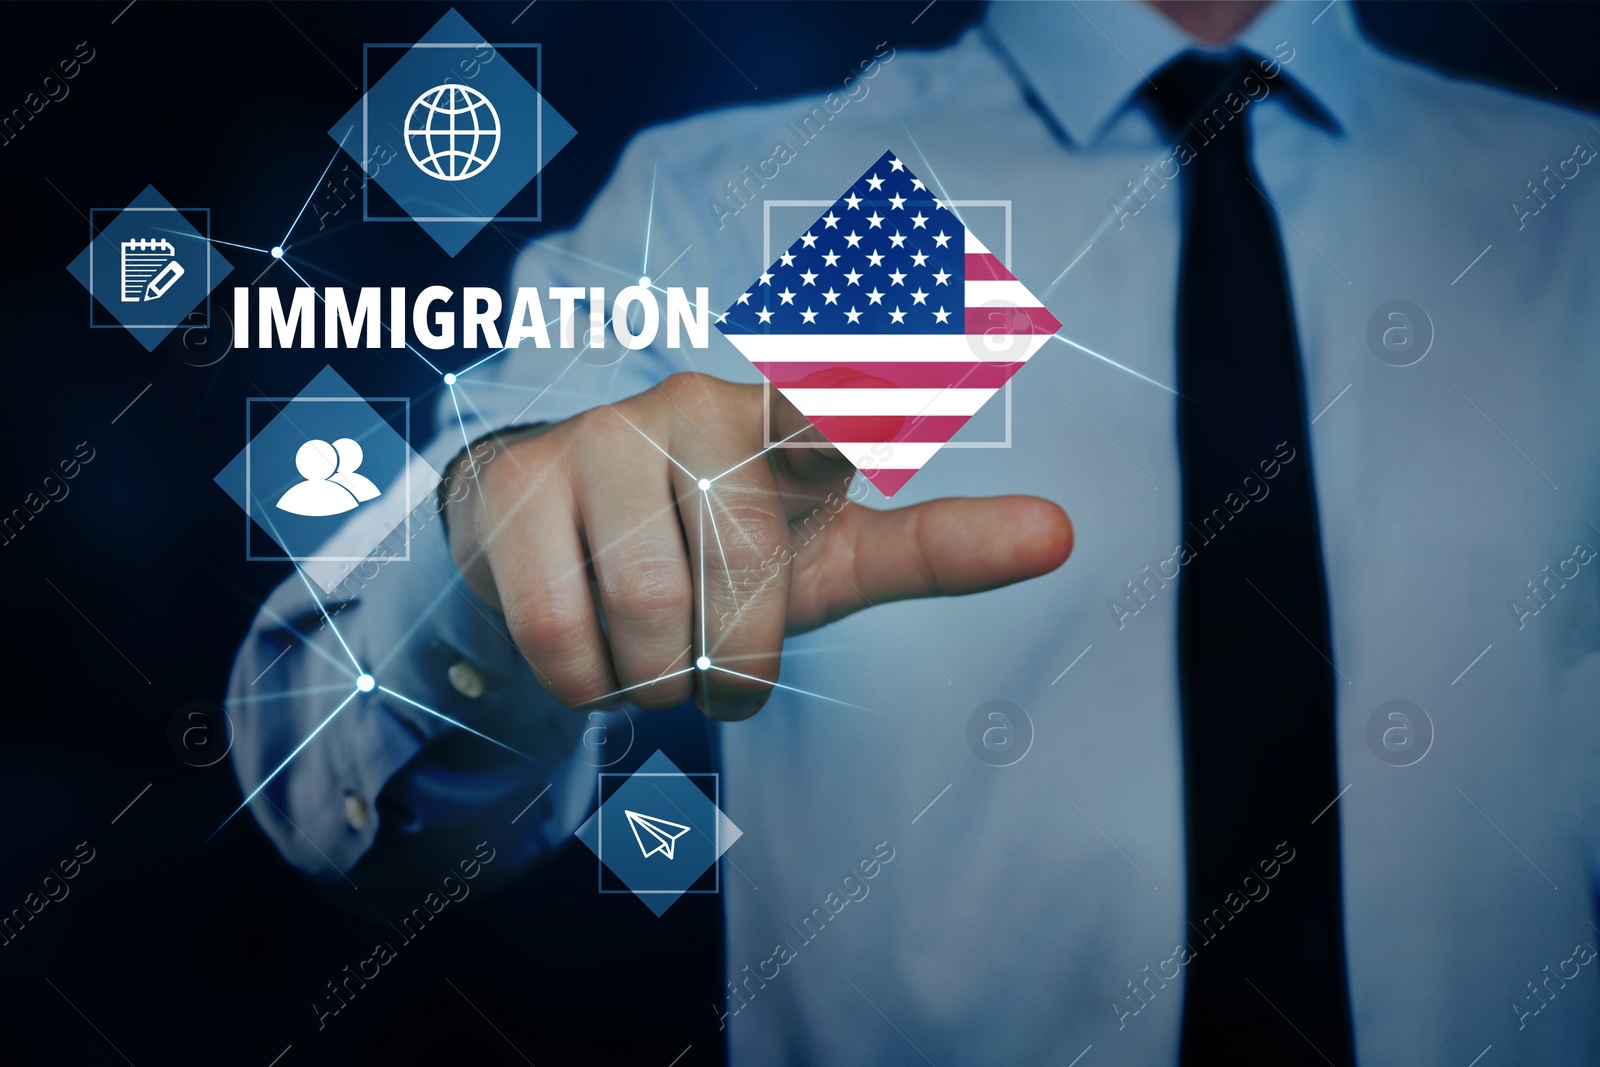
<box><xmin>728</xmin><ymin>231</ymin><xmax>1060</xmax><ymax>497</ymax></box>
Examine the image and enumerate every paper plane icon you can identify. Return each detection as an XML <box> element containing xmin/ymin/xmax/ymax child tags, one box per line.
<box><xmin>624</xmin><ymin>809</ymin><xmax>692</xmax><ymax>860</ymax></box>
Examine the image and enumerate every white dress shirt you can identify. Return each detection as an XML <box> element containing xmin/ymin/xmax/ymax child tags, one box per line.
<box><xmin>229</xmin><ymin>2</ymin><xmax>1600</xmax><ymax>1062</ymax></box>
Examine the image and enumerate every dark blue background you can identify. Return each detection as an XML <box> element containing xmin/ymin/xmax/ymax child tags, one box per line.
<box><xmin>1</xmin><ymin>3</ymin><xmax>1595</xmax><ymax>1064</ymax></box>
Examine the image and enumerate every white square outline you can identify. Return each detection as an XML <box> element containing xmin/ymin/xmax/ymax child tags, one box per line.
<box><xmin>87</xmin><ymin>205</ymin><xmax>213</xmax><ymax>331</ymax></box>
<box><xmin>361</xmin><ymin>41</ymin><xmax>545</xmax><ymax>224</ymax></box>
<box><xmin>596</xmin><ymin>771</ymin><xmax>721</xmax><ymax>896</ymax></box>
<box><xmin>758</xmin><ymin>198</ymin><xmax>1015</xmax><ymax>449</ymax></box>
<box><xmin>243</xmin><ymin>395</ymin><xmax>413</xmax><ymax>563</ymax></box>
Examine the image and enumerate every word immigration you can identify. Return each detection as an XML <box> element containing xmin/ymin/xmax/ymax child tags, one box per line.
<box><xmin>232</xmin><ymin>285</ymin><xmax>712</xmax><ymax>351</ymax></box>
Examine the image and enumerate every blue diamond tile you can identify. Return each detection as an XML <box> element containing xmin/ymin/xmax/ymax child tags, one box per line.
<box><xmin>66</xmin><ymin>185</ymin><xmax>233</xmax><ymax>351</ymax></box>
<box><xmin>576</xmin><ymin>750</ymin><xmax>743</xmax><ymax>916</ymax></box>
<box><xmin>213</xmin><ymin>366</ymin><xmax>437</xmax><ymax>576</ymax></box>
<box><xmin>329</xmin><ymin>8</ymin><xmax>576</xmax><ymax>256</ymax></box>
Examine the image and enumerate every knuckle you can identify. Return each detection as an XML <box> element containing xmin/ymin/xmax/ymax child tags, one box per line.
<box><xmin>708</xmin><ymin>499</ymin><xmax>788</xmax><ymax>594</ymax></box>
<box><xmin>909</xmin><ymin>506</ymin><xmax>947</xmax><ymax>599</ymax></box>
<box><xmin>723</xmin><ymin>564</ymin><xmax>782</xmax><ymax>608</ymax></box>
<box><xmin>655</xmin><ymin>372</ymin><xmax>730</xmax><ymax>420</ymax></box>
<box><xmin>660</xmin><ymin>370</ymin><xmax>715</xmax><ymax>397</ymax></box>
<box><xmin>569</xmin><ymin>406</ymin><xmax>630</xmax><ymax>450</ymax></box>
<box><xmin>710</xmin><ymin>488</ymin><xmax>785</xmax><ymax>560</ymax></box>
<box><xmin>505</xmin><ymin>587</ymin><xmax>590</xmax><ymax>661</ymax></box>
<box><xmin>503</xmin><ymin>612</ymin><xmax>602</xmax><ymax>707</ymax></box>
<box><xmin>601</xmin><ymin>551</ymin><xmax>692</xmax><ymax>626</ymax></box>
<box><xmin>565</xmin><ymin>405</ymin><xmax>602</xmax><ymax>438</ymax></box>
<box><xmin>543</xmin><ymin>673</ymin><xmax>601</xmax><ymax>709</ymax></box>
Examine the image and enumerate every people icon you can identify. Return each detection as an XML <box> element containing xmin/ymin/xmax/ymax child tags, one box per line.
<box><xmin>275</xmin><ymin>437</ymin><xmax>382</xmax><ymax>517</ymax></box>
<box><xmin>328</xmin><ymin>438</ymin><xmax>380</xmax><ymax>502</ymax></box>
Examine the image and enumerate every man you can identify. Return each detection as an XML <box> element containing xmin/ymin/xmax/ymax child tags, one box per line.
<box><xmin>231</xmin><ymin>2</ymin><xmax>1600</xmax><ymax>1063</ymax></box>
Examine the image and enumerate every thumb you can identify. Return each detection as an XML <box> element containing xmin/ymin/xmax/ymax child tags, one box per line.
<box><xmin>786</xmin><ymin>495</ymin><xmax>1073</xmax><ymax>633</ymax></box>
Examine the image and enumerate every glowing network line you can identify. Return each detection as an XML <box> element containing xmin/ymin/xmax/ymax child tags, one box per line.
<box><xmin>363</xmin><ymin>418</ymin><xmax>614</xmax><ymax>679</ymax></box>
<box><xmin>893</xmin><ymin>129</ymin><xmax>1179</xmax><ymax>406</ymax></box>
<box><xmin>709</xmin><ymin>424</ymin><xmax>810</xmax><ymax>483</ymax></box>
<box><xmin>698</xmin><ymin>497</ymin><xmax>709</xmax><ymax>657</ymax></box>
<box><xmin>453</xmin><ymin>344</ymin><xmax>516</xmax><ymax>379</ymax></box>
<box><xmin>200</xmin><ymin>140</ymin><xmax>1176</xmax><ymax>873</ymax></box>
<box><xmin>237</xmin><ymin>589</ymin><xmax>366</xmax><ymax>682</ymax></box>
<box><xmin>524</xmin><ymin>235</ymin><xmax>649</xmax><ymax>282</ymax></box>
<box><xmin>210</xmin><ymin>560</ymin><xmax>550</xmax><ymax>839</ymax></box>
<box><xmin>648</xmin><ymin>243</ymin><xmax>692</xmax><ymax>287</ymax></box>
<box><xmin>280</xmin><ymin>139</ymin><xmax>350</xmax><ymax>251</ymax></box>
<box><xmin>470</xmin><ymin>313</ymin><xmax>626</xmax><ymax>427</ymax></box>
<box><xmin>446</xmin><ymin>370</ymin><xmax>513</xmax><ymax>445</ymax></box>
<box><xmin>158</xmin><ymin>229</ymin><xmax>276</xmax><ymax>257</ymax></box>
<box><xmin>177</xmin><ymin>143</ymin><xmax>449</xmax><ymax>377</ymax></box>
<box><xmin>203</xmin><ymin>160</ymin><xmax>888</xmax><ymax>848</ymax></box>
<box><xmin>1044</xmin><ymin>242</ymin><xmax>1094</xmax><ymax>297</ymax></box>
<box><xmin>709</xmin><ymin>664</ymin><xmax>876</xmax><ymax>712</ymax></box>
<box><xmin>447</xmin><ymin>378</ymin><xmax>474</xmax><ymax>460</ymax></box>
<box><xmin>556</xmin><ymin>408</ymin><xmax>870</xmax><ymax>706</ymax></box>
<box><xmin>711</xmin><ymin>643</ymin><xmax>861</xmax><ymax>662</ymax></box>
<box><xmin>701</xmin><ymin>491</ymin><xmax>741</xmax><ymax>615</ymax></box>
<box><xmin>377</xmin><ymin>686</ymin><xmax>545</xmax><ymax>765</ymax></box>
<box><xmin>288</xmin><ymin>559</ymin><xmax>364</xmax><ymax>677</ymax></box>
<box><xmin>244</xmin><ymin>500</ymin><xmax>367</xmax><ymax>681</ymax></box>
<box><xmin>278</xmin><ymin>258</ymin><xmax>445</xmax><ymax>376</ymax></box>
<box><xmin>227</xmin><ymin>683</ymin><xmax>364</xmax><ymax>706</ymax></box>
<box><xmin>604</xmin><ymin>403</ymin><xmax>698</xmax><ymax>481</ymax></box>
<box><xmin>449</xmin><ymin>364</ymin><xmax>542</xmax><ymax>437</ymax></box>
<box><xmin>453</xmin><ymin>378</ymin><xmax>569</xmax><ymax>395</ymax></box>
<box><xmin>1050</xmin><ymin>332</ymin><xmax>1182</xmax><ymax>398</ymax></box>
<box><xmin>643</xmin><ymin>162</ymin><xmax>658</xmax><ymax>278</ymax></box>
<box><xmin>209</xmin><ymin>687</ymin><xmax>361</xmax><ymax>841</ymax></box>
<box><xmin>195</xmin><ymin>136</ymin><xmax>551</xmax><ymax>845</ymax></box>
<box><xmin>587</xmin><ymin>665</ymin><xmax>698</xmax><ymax>708</ymax></box>
<box><xmin>447</xmin><ymin>306</ymin><xmax>574</xmax><ymax>382</ymax></box>
<box><xmin>898</xmin><ymin>121</ymin><xmax>969</xmax><ymax>230</ymax></box>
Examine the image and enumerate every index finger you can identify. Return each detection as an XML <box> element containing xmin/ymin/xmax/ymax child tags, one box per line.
<box><xmin>766</xmin><ymin>384</ymin><xmax>858</xmax><ymax>491</ymax></box>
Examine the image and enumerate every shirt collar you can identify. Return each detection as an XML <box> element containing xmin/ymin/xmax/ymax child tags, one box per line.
<box><xmin>984</xmin><ymin>0</ymin><xmax>1366</xmax><ymax>146</ymax></box>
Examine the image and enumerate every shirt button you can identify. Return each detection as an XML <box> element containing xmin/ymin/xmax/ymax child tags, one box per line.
<box><xmin>448</xmin><ymin>660</ymin><xmax>487</xmax><ymax>700</ymax></box>
<box><xmin>343</xmin><ymin>792</ymin><xmax>369</xmax><ymax>830</ymax></box>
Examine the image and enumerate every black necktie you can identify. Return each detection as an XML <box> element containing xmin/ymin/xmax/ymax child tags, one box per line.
<box><xmin>1144</xmin><ymin>53</ymin><xmax>1355</xmax><ymax>1065</ymax></box>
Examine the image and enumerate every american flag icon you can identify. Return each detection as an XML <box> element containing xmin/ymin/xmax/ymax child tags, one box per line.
<box><xmin>716</xmin><ymin>150</ymin><xmax>1060</xmax><ymax>496</ymax></box>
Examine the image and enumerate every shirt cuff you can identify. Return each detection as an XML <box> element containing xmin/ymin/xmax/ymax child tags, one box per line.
<box><xmin>225</xmin><ymin>447</ymin><xmax>600</xmax><ymax>889</ymax></box>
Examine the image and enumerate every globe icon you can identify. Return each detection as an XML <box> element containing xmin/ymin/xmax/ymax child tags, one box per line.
<box><xmin>404</xmin><ymin>84</ymin><xmax>501</xmax><ymax>181</ymax></box>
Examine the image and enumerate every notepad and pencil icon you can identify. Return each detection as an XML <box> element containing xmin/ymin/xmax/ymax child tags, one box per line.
<box><xmin>120</xmin><ymin>237</ymin><xmax>185</xmax><ymax>303</ymax></box>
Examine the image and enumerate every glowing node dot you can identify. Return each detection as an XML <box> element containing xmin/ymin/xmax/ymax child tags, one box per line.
<box><xmin>696</xmin><ymin>656</ymin><xmax>711</xmax><ymax>671</ymax></box>
<box><xmin>271</xmin><ymin>246</ymin><xmax>284</xmax><ymax>259</ymax></box>
<box><xmin>443</xmin><ymin>372</ymin><xmax>457</xmax><ymax>386</ymax></box>
<box><xmin>356</xmin><ymin>674</ymin><xmax>376</xmax><ymax>692</ymax></box>
<box><xmin>697</xmin><ymin>478</ymin><xmax>711</xmax><ymax>491</ymax></box>
<box><xmin>639</xmin><ymin>276</ymin><xmax>652</xmax><ymax>288</ymax></box>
